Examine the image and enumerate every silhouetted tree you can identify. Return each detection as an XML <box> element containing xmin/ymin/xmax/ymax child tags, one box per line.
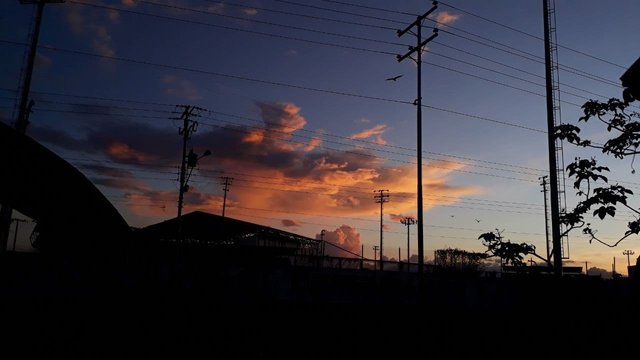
<box><xmin>434</xmin><ymin>248</ymin><xmax>488</xmax><ymax>271</ymax></box>
<box><xmin>478</xmin><ymin>229</ymin><xmax>548</xmax><ymax>266</ymax></box>
<box><xmin>555</xmin><ymin>98</ymin><xmax>640</xmax><ymax>247</ymax></box>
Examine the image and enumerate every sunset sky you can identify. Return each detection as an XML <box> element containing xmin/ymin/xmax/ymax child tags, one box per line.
<box><xmin>1</xmin><ymin>0</ymin><xmax>639</xmax><ymax>273</ymax></box>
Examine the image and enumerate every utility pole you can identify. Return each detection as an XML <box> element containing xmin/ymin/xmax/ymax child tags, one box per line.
<box><xmin>540</xmin><ymin>176</ymin><xmax>551</xmax><ymax>263</ymax></box>
<box><xmin>373</xmin><ymin>245</ymin><xmax>379</xmax><ymax>270</ymax></box>
<box><xmin>585</xmin><ymin>261</ymin><xmax>588</xmax><ymax>275</ymax></box>
<box><xmin>320</xmin><ymin>229</ymin><xmax>326</xmax><ymax>258</ymax></box>
<box><xmin>173</xmin><ymin>105</ymin><xmax>206</xmax><ymax>239</ymax></box>
<box><xmin>220</xmin><ymin>176</ymin><xmax>233</xmax><ymax>217</ymax></box>
<box><xmin>543</xmin><ymin>0</ymin><xmax>563</xmax><ymax>276</ymax></box>
<box><xmin>623</xmin><ymin>250</ymin><xmax>635</xmax><ymax>267</ymax></box>
<box><xmin>397</xmin><ymin>1</ymin><xmax>439</xmax><ymax>274</ymax></box>
<box><xmin>400</xmin><ymin>216</ymin><xmax>417</xmax><ymax>270</ymax></box>
<box><xmin>374</xmin><ymin>189</ymin><xmax>389</xmax><ymax>271</ymax></box>
<box><xmin>0</xmin><ymin>0</ymin><xmax>64</xmax><ymax>252</ymax></box>
<box><xmin>11</xmin><ymin>218</ymin><xmax>28</xmax><ymax>252</ymax></box>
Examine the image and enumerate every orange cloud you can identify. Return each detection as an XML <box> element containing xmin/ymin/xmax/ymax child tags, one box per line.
<box><xmin>59</xmin><ymin>101</ymin><xmax>484</xmax><ymax>232</ymax></box>
<box><xmin>434</xmin><ymin>11</ymin><xmax>461</xmax><ymax>27</ymax></box>
<box><xmin>373</xmin><ymin>136</ymin><xmax>387</xmax><ymax>145</ymax></box>
<box><xmin>350</xmin><ymin>124</ymin><xmax>387</xmax><ymax>140</ymax></box>
<box><xmin>316</xmin><ymin>225</ymin><xmax>361</xmax><ymax>257</ymax></box>
<box><xmin>106</xmin><ymin>142</ymin><xmax>158</xmax><ymax>162</ymax></box>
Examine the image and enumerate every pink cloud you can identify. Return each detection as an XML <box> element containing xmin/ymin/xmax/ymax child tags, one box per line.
<box><xmin>350</xmin><ymin>124</ymin><xmax>388</xmax><ymax>140</ymax></box>
<box><xmin>316</xmin><ymin>225</ymin><xmax>361</xmax><ymax>257</ymax></box>
<box><xmin>434</xmin><ymin>11</ymin><xmax>461</xmax><ymax>27</ymax></box>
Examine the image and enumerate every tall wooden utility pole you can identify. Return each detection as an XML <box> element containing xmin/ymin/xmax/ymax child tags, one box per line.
<box><xmin>173</xmin><ymin>105</ymin><xmax>204</xmax><ymax>238</ymax></box>
<box><xmin>374</xmin><ymin>189</ymin><xmax>389</xmax><ymax>271</ymax></box>
<box><xmin>401</xmin><ymin>216</ymin><xmax>417</xmax><ymax>270</ymax></box>
<box><xmin>220</xmin><ymin>176</ymin><xmax>233</xmax><ymax>217</ymax></box>
<box><xmin>0</xmin><ymin>0</ymin><xmax>64</xmax><ymax>251</ymax></box>
<box><xmin>397</xmin><ymin>1</ymin><xmax>439</xmax><ymax>274</ymax></box>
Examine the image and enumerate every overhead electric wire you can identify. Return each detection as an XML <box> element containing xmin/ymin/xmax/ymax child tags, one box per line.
<box><xmin>134</xmin><ymin>0</ymin><xmax>408</xmax><ymax>47</ymax></box>
<box><xmin>13</xmin><ymin>101</ymin><xmax>540</xmax><ymax>183</ymax></box>
<box><xmin>0</xmin><ymin>39</ymin><xmax>547</xmax><ymax>133</ymax></box>
<box><xmin>0</xmin><ymin>87</ymin><xmax>551</xmax><ymax>174</ymax></box>
<box><xmin>77</xmin><ymin>0</ymin><xmax>623</xmax><ymax>99</ymax></box>
<box><xmin>61</xmin><ymin>2</ymin><xmax>616</xmax><ymax>112</ymax></box>
<box><xmin>435</xmin><ymin>0</ymin><xmax>626</xmax><ymax>69</ymax></box>
<box><xmin>275</xmin><ymin>0</ymin><xmax>622</xmax><ymax>87</ymax></box>
<box><xmin>71</xmin><ymin>156</ymin><xmax>546</xmax><ymax>210</ymax></box>
<box><xmin>321</xmin><ymin>0</ymin><xmax>417</xmax><ymax>17</ymax></box>
<box><xmin>200</xmin><ymin>0</ymin><xmax>397</xmax><ymax>31</ymax></box>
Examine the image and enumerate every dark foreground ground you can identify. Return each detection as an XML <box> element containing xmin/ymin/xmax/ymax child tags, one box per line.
<box><xmin>1</xmin><ymin>252</ymin><xmax>638</xmax><ymax>359</ymax></box>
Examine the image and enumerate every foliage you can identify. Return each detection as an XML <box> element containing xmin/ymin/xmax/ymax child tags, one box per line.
<box><xmin>477</xmin><ymin>230</ymin><xmax>546</xmax><ymax>266</ymax></box>
<box><xmin>434</xmin><ymin>248</ymin><xmax>488</xmax><ymax>271</ymax></box>
<box><xmin>478</xmin><ymin>98</ymin><xmax>640</xmax><ymax>260</ymax></box>
<box><xmin>554</xmin><ymin>98</ymin><xmax>640</xmax><ymax>161</ymax></box>
<box><xmin>554</xmin><ymin>98</ymin><xmax>640</xmax><ymax>247</ymax></box>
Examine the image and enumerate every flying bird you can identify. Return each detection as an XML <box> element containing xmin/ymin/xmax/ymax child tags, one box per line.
<box><xmin>475</xmin><ymin>219</ymin><xmax>481</xmax><ymax>223</ymax></box>
<box><xmin>386</xmin><ymin>74</ymin><xmax>403</xmax><ymax>81</ymax></box>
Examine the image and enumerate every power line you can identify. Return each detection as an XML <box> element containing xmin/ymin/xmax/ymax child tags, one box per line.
<box><xmin>77</xmin><ymin>0</ymin><xmax>622</xmax><ymax>96</ymax></box>
<box><xmin>71</xmin><ymin>157</ymin><xmax>546</xmax><ymax>209</ymax></box>
<box><xmin>436</xmin><ymin>0</ymin><xmax>626</xmax><ymax>69</ymax></box>
<box><xmin>274</xmin><ymin>0</ymin><xmax>622</xmax><ymax>87</ymax></box>
<box><xmin>134</xmin><ymin>0</ymin><xmax>409</xmax><ymax>47</ymax></box>
<box><xmin>201</xmin><ymin>0</ymin><xmax>397</xmax><ymax>30</ymax></box>
<box><xmin>53</xmin><ymin>2</ymin><xmax>620</xmax><ymax>110</ymax></box>
<box><xmin>321</xmin><ymin>0</ymin><xmax>416</xmax><ymax>17</ymax></box>
<box><xmin>0</xmin><ymin>87</ymin><xmax>550</xmax><ymax>173</ymax></box>
<box><xmin>0</xmin><ymin>40</ymin><xmax>547</xmax><ymax>133</ymax></box>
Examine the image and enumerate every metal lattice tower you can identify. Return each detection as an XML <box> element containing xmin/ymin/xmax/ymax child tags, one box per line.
<box><xmin>545</xmin><ymin>0</ymin><xmax>570</xmax><ymax>259</ymax></box>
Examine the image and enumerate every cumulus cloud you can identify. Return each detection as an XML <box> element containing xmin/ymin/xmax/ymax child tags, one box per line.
<box><xmin>316</xmin><ymin>225</ymin><xmax>361</xmax><ymax>257</ymax></box>
<box><xmin>32</xmin><ymin>101</ymin><xmax>482</xmax><ymax>225</ymax></box>
<box><xmin>433</xmin><ymin>11</ymin><xmax>461</xmax><ymax>27</ymax></box>
<box><xmin>163</xmin><ymin>74</ymin><xmax>203</xmax><ymax>100</ymax></box>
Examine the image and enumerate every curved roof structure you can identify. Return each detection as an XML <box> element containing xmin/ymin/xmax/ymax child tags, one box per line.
<box><xmin>0</xmin><ymin>122</ymin><xmax>129</xmax><ymax>252</ymax></box>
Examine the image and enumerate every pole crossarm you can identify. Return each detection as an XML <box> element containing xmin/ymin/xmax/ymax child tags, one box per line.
<box><xmin>397</xmin><ymin>1</ymin><xmax>438</xmax><ymax>37</ymax></box>
<box><xmin>397</xmin><ymin>30</ymin><xmax>439</xmax><ymax>63</ymax></box>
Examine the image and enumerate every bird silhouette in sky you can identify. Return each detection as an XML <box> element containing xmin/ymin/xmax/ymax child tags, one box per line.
<box><xmin>475</xmin><ymin>219</ymin><xmax>481</xmax><ymax>223</ymax></box>
<box><xmin>385</xmin><ymin>74</ymin><xmax>403</xmax><ymax>81</ymax></box>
